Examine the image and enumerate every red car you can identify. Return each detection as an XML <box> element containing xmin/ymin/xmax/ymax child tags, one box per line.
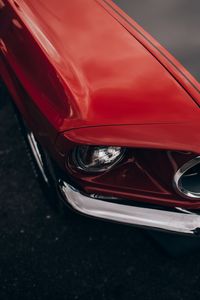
<box><xmin>1</xmin><ymin>0</ymin><xmax>200</xmax><ymax>236</ymax></box>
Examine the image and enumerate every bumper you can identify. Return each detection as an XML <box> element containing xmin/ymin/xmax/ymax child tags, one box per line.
<box><xmin>59</xmin><ymin>181</ymin><xmax>200</xmax><ymax>236</ymax></box>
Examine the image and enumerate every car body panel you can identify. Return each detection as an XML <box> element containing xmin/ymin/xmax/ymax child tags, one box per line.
<box><xmin>61</xmin><ymin>122</ymin><xmax>200</xmax><ymax>155</ymax></box>
<box><xmin>0</xmin><ymin>0</ymin><xmax>200</xmax><ymax>137</ymax></box>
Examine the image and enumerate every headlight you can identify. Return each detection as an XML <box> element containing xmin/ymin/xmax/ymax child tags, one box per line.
<box><xmin>72</xmin><ymin>145</ymin><xmax>125</xmax><ymax>172</ymax></box>
<box><xmin>174</xmin><ymin>156</ymin><xmax>200</xmax><ymax>199</ymax></box>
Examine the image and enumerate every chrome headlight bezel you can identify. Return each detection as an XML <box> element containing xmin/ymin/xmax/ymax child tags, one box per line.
<box><xmin>173</xmin><ymin>156</ymin><xmax>200</xmax><ymax>199</ymax></box>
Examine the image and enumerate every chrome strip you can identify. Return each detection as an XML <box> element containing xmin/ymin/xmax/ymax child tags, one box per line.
<box><xmin>27</xmin><ymin>132</ymin><xmax>48</xmax><ymax>183</ymax></box>
<box><xmin>59</xmin><ymin>181</ymin><xmax>200</xmax><ymax>235</ymax></box>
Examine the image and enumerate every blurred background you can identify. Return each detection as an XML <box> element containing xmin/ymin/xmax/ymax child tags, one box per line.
<box><xmin>1</xmin><ymin>97</ymin><xmax>200</xmax><ymax>300</ymax></box>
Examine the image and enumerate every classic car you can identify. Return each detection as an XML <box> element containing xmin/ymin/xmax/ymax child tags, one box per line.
<box><xmin>1</xmin><ymin>0</ymin><xmax>200</xmax><ymax>236</ymax></box>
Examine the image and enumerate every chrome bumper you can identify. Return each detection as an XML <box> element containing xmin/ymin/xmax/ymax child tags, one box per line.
<box><xmin>59</xmin><ymin>181</ymin><xmax>200</xmax><ymax>236</ymax></box>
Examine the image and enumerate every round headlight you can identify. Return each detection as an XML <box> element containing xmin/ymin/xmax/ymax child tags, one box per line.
<box><xmin>72</xmin><ymin>146</ymin><xmax>125</xmax><ymax>172</ymax></box>
<box><xmin>174</xmin><ymin>156</ymin><xmax>200</xmax><ymax>199</ymax></box>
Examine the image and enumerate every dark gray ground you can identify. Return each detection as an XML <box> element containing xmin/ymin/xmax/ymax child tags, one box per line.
<box><xmin>1</xmin><ymin>100</ymin><xmax>200</xmax><ymax>300</ymax></box>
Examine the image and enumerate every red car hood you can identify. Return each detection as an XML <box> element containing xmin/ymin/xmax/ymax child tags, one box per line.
<box><xmin>6</xmin><ymin>0</ymin><xmax>200</xmax><ymax>131</ymax></box>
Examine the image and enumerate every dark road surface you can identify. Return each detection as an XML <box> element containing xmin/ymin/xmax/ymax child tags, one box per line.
<box><xmin>1</xmin><ymin>101</ymin><xmax>200</xmax><ymax>300</ymax></box>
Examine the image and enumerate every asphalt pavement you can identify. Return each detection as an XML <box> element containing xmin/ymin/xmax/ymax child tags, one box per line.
<box><xmin>1</xmin><ymin>100</ymin><xmax>200</xmax><ymax>300</ymax></box>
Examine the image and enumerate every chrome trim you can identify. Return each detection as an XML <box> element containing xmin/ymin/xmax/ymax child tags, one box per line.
<box><xmin>59</xmin><ymin>181</ymin><xmax>200</xmax><ymax>235</ymax></box>
<box><xmin>27</xmin><ymin>132</ymin><xmax>49</xmax><ymax>183</ymax></box>
<box><xmin>174</xmin><ymin>156</ymin><xmax>200</xmax><ymax>199</ymax></box>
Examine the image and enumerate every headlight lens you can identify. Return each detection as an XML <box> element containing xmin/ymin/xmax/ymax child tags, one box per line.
<box><xmin>72</xmin><ymin>146</ymin><xmax>125</xmax><ymax>172</ymax></box>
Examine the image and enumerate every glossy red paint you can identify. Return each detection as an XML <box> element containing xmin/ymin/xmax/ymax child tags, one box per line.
<box><xmin>1</xmin><ymin>0</ymin><xmax>200</xmax><ymax>130</ymax></box>
<box><xmin>1</xmin><ymin>0</ymin><xmax>200</xmax><ymax>208</ymax></box>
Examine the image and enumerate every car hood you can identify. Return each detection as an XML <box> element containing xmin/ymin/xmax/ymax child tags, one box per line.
<box><xmin>8</xmin><ymin>0</ymin><xmax>200</xmax><ymax>131</ymax></box>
